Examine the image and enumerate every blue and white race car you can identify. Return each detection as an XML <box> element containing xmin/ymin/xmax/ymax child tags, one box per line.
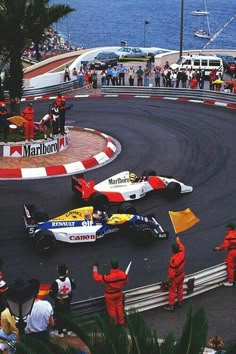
<box><xmin>23</xmin><ymin>202</ymin><xmax>169</xmax><ymax>253</ymax></box>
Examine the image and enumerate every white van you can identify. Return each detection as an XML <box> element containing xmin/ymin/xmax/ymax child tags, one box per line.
<box><xmin>171</xmin><ymin>55</ymin><xmax>223</xmax><ymax>77</ymax></box>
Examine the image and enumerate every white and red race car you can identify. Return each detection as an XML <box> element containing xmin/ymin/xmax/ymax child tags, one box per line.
<box><xmin>71</xmin><ymin>170</ymin><xmax>193</xmax><ymax>206</ymax></box>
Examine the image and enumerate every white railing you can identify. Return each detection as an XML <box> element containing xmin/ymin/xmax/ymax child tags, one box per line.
<box><xmin>71</xmin><ymin>263</ymin><xmax>227</xmax><ymax>316</ymax></box>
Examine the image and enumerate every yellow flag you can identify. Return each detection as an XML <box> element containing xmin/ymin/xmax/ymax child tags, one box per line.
<box><xmin>168</xmin><ymin>208</ymin><xmax>200</xmax><ymax>234</ymax></box>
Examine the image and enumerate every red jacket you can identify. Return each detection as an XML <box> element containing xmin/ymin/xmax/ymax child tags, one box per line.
<box><xmin>93</xmin><ymin>268</ymin><xmax>128</xmax><ymax>294</ymax></box>
<box><xmin>219</xmin><ymin>230</ymin><xmax>236</xmax><ymax>251</ymax></box>
<box><xmin>21</xmin><ymin>107</ymin><xmax>35</xmax><ymax>121</ymax></box>
<box><xmin>168</xmin><ymin>237</ymin><xmax>185</xmax><ymax>280</ymax></box>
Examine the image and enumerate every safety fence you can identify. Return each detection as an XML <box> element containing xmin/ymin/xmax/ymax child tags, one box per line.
<box><xmin>4</xmin><ymin>79</ymin><xmax>82</xmax><ymax>98</ymax></box>
<box><xmin>101</xmin><ymin>86</ymin><xmax>236</xmax><ymax>105</ymax></box>
<box><xmin>71</xmin><ymin>262</ymin><xmax>227</xmax><ymax>320</ymax></box>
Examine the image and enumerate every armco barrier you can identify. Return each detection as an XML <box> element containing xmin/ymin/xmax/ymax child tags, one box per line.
<box><xmin>71</xmin><ymin>262</ymin><xmax>227</xmax><ymax>319</ymax></box>
<box><xmin>4</xmin><ymin>79</ymin><xmax>81</xmax><ymax>98</ymax></box>
<box><xmin>101</xmin><ymin>86</ymin><xmax>236</xmax><ymax>105</ymax></box>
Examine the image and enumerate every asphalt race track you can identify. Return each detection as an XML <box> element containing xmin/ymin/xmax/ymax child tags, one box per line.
<box><xmin>1</xmin><ymin>97</ymin><xmax>236</xmax><ymax>341</ymax></box>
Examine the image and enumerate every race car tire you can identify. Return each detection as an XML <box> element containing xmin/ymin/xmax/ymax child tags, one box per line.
<box><xmin>134</xmin><ymin>223</ymin><xmax>154</xmax><ymax>245</ymax></box>
<box><xmin>166</xmin><ymin>182</ymin><xmax>181</xmax><ymax>198</ymax></box>
<box><xmin>35</xmin><ymin>230</ymin><xmax>56</xmax><ymax>253</ymax></box>
<box><xmin>117</xmin><ymin>202</ymin><xmax>137</xmax><ymax>215</ymax></box>
<box><xmin>142</xmin><ymin>169</ymin><xmax>157</xmax><ymax>178</ymax></box>
<box><xmin>89</xmin><ymin>192</ymin><xmax>109</xmax><ymax>210</ymax></box>
<box><xmin>34</xmin><ymin>208</ymin><xmax>49</xmax><ymax>222</ymax></box>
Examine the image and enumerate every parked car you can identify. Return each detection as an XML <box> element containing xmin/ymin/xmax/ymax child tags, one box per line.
<box><xmin>216</xmin><ymin>54</ymin><xmax>236</xmax><ymax>74</ymax></box>
<box><xmin>116</xmin><ymin>47</ymin><xmax>147</xmax><ymax>58</ymax></box>
<box><xmin>90</xmin><ymin>51</ymin><xmax>119</xmax><ymax>69</ymax></box>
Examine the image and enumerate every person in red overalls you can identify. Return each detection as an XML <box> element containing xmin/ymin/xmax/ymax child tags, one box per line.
<box><xmin>214</xmin><ymin>223</ymin><xmax>236</xmax><ymax>286</ymax></box>
<box><xmin>21</xmin><ymin>102</ymin><xmax>35</xmax><ymax>142</ymax></box>
<box><xmin>93</xmin><ymin>258</ymin><xmax>128</xmax><ymax>324</ymax></box>
<box><xmin>164</xmin><ymin>236</ymin><xmax>185</xmax><ymax>312</ymax></box>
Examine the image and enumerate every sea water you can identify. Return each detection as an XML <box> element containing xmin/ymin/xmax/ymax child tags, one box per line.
<box><xmin>51</xmin><ymin>0</ymin><xmax>236</xmax><ymax>50</ymax></box>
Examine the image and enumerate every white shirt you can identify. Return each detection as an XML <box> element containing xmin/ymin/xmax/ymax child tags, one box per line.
<box><xmin>25</xmin><ymin>300</ymin><xmax>53</xmax><ymax>334</ymax></box>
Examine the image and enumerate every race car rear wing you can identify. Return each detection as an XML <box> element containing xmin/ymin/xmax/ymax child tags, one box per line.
<box><xmin>71</xmin><ymin>175</ymin><xmax>95</xmax><ymax>199</ymax></box>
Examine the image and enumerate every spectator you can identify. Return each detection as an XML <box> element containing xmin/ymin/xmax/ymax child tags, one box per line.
<box><xmin>55</xmin><ymin>93</ymin><xmax>66</xmax><ymax>135</ymax></box>
<box><xmin>93</xmin><ymin>258</ymin><xmax>128</xmax><ymax>325</ymax></box>
<box><xmin>190</xmin><ymin>75</ymin><xmax>198</xmax><ymax>89</ymax></box>
<box><xmin>0</xmin><ymin>102</ymin><xmax>9</xmax><ymax>144</ymax></box>
<box><xmin>49</xmin><ymin>264</ymin><xmax>76</xmax><ymax>337</ymax></box>
<box><xmin>25</xmin><ymin>298</ymin><xmax>55</xmax><ymax>340</ymax></box>
<box><xmin>171</xmin><ymin>70</ymin><xmax>177</xmax><ymax>88</ymax></box>
<box><xmin>164</xmin><ymin>236</ymin><xmax>185</xmax><ymax>312</ymax></box>
<box><xmin>64</xmin><ymin>65</ymin><xmax>71</xmax><ymax>82</ymax></box>
<box><xmin>181</xmin><ymin>69</ymin><xmax>187</xmax><ymax>88</ymax></box>
<box><xmin>105</xmin><ymin>66</ymin><xmax>113</xmax><ymax>86</ymax></box>
<box><xmin>136</xmin><ymin>65</ymin><xmax>144</xmax><ymax>86</ymax></box>
<box><xmin>0</xmin><ymin>271</ymin><xmax>8</xmax><ymax>313</ymax></box>
<box><xmin>117</xmin><ymin>64</ymin><xmax>126</xmax><ymax>86</ymax></box>
<box><xmin>144</xmin><ymin>64</ymin><xmax>151</xmax><ymax>86</ymax></box>
<box><xmin>101</xmin><ymin>69</ymin><xmax>106</xmax><ymax>86</ymax></box>
<box><xmin>128</xmin><ymin>66</ymin><xmax>135</xmax><ymax>86</ymax></box>
<box><xmin>164</xmin><ymin>61</ymin><xmax>170</xmax><ymax>70</ymax></box>
<box><xmin>213</xmin><ymin>223</ymin><xmax>236</xmax><ymax>286</ymax></box>
<box><xmin>166</xmin><ymin>70</ymin><xmax>172</xmax><ymax>87</ymax></box>
<box><xmin>78</xmin><ymin>67</ymin><xmax>84</xmax><ymax>87</ymax></box>
<box><xmin>176</xmin><ymin>69</ymin><xmax>182</xmax><ymax>88</ymax></box>
<box><xmin>72</xmin><ymin>67</ymin><xmax>78</xmax><ymax>80</ymax></box>
<box><xmin>209</xmin><ymin>69</ymin><xmax>217</xmax><ymax>90</ymax></box>
<box><xmin>208</xmin><ymin>336</ymin><xmax>224</xmax><ymax>350</ymax></box>
<box><xmin>154</xmin><ymin>66</ymin><xmax>161</xmax><ymax>87</ymax></box>
<box><xmin>198</xmin><ymin>70</ymin><xmax>205</xmax><ymax>89</ymax></box>
<box><xmin>21</xmin><ymin>102</ymin><xmax>35</xmax><ymax>143</ymax></box>
<box><xmin>0</xmin><ymin>307</ymin><xmax>18</xmax><ymax>341</ymax></box>
<box><xmin>91</xmin><ymin>69</ymin><xmax>98</xmax><ymax>88</ymax></box>
<box><xmin>111</xmin><ymin>67</ymin><xmax>118</xmax><ymax>86</ymax></box>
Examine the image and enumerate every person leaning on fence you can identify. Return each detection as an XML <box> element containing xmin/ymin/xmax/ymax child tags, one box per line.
<box><xmin>93</xmin><ymin>258</ymin><xmax>128</xmax><ymax>325</ymax></box>
<box><xmin>164</xmin><ymin>235</ymin><xmax>185</xmax><ymax>312</ymax></box>
<box><xmin>213</xmin><ymin>223</ymin><xmax>236</xmax><ymax>286</ymax></box>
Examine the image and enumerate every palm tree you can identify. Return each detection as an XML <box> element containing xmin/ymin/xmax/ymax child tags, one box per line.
<box><xmin>0</xmin><ymin>0</ymin><xmax>75</xmax><ymax>114</ymax></box>
<box><xmin>54</xmin><ymin>301</ymin><xmax>209</xmax><ymax>354</ymax></box>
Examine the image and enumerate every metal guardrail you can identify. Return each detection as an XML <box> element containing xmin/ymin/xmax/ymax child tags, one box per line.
<box><xmin>4</xmin><ymin>79</ymin><xmax>82</xmax><ymax>98</ymax></box>
<box><xmin>71</xmin><ymin>262</ymin><xmax>227</xmax><ymax>319</ymax></box>
<box><xmin>101</xmin><ymin>86</ymin><xmax>236</xmax><ymax>104</ymax></box>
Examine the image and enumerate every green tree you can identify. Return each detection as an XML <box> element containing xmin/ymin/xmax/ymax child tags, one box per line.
<box><xmin>0</xmin><ymin>0</ymin><xmax>75</xmax><ymax>113</ymax></box>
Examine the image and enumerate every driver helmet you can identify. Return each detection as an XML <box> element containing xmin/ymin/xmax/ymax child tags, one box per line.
<box><xmin>93</xmin><ymin>210</ymin><xmax>103</xmax><ymax>220</ymax></box>
<box><xmin>129</xmin><ymin>172</ymin><xmax>137</xmax><ymax>183</ymax></box>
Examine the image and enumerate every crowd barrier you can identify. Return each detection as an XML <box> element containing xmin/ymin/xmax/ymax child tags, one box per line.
<box><xmin>71</xmin><ymin>262</ymin><xmax>227</xmax><ymax>319</ymax></box>
<box><xmin>101</xmin><ymin>86</ymin><xmax>236</xmax><ymax>105</ymax></box>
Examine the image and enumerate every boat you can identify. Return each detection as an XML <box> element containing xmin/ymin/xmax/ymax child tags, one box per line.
<box><xmin>193</xmin><ymin>29</ymin><xmax>211</xmax><ymax>39</ymax></box>
<box><xmin>192</xmin><ymin>10</ymin><xmax>209</xmax><ymax>16</ymax></box>
<box><xmin>193</xmin><ymin>0</ymin><xmax>211</xmax><ymax>39</ymax></box>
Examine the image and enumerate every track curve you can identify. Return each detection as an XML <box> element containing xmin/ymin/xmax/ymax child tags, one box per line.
<box><xmin>1</xmin><ymin>98</ymin><xmax>235</xmax><ymax>309</ymax></box>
